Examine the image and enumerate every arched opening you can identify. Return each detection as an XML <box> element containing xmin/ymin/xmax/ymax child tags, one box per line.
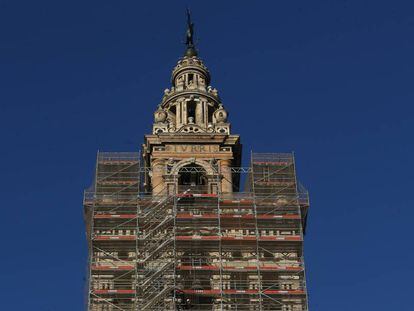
<box><xmin>187</xmin><ymin>100</ymin><xmax>196</xmax><ymax>123</ymax></box>
<box><xmin>169</xmin><ymin>104</ymin><xmax>176</xmax><ymax>116</ymax></box>
<box><xmin>187</xmin><ymin>73</ymin><xmax>194</xmax><ymax>85</ymax></box>
<box><xmin>178</xmin><ymin>164</ymin><xmax>208</xmax><ymax>194</ymax></box>
<box><xmin>207</xmin><ymin>105</ymin><xmax>214</xmax><ymax>123</ymax></box>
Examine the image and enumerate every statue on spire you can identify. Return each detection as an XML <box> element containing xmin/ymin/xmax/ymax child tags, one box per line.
<box><xmin>184</xmin><ymin>8</ymin><xmax>198</xmax><ymax>57</ymax></box>
<box><xmin>186</xmin><ymin>9</ymin><xmax>194</xmax><ymax>47</ymax></box>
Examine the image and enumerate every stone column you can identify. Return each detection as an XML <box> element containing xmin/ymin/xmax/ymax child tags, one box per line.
<box><xmin>151</xmin><ymin>159</ymin><xmax>166</xmax><ymax>196</ymax></box>
<box><xmin>183</xmin><ymin>101</ymin><xmax>187</xmax><ymax>125</ymax></box>
<box><xmin>195</xmin><ymin>101</ymin><xmax>203</xmax><ymax>126</ymax></box>
<box><xmin>176</xmin><ymin>102</ymin><xmax>181</xmax><ymax>127</ymax></box>
<box><xmin>220</xmin><ymin>159</ymin><xmax>233</xmax><ymax>194</ymax></box>
<box><xmin>203</xmin><ymin>101</ymin><xmax>208</xmax><ymax>126</ymax></box>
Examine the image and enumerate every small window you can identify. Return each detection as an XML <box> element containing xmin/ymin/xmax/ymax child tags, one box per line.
<box><xmin>207</xmin><ymin>105</ymin><xmax>214</xmax><ymax>123</ymax></box>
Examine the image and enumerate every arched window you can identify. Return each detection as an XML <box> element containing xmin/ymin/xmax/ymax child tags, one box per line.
<box><xmin>187</xmin><ymin>101</ymin><xmax>196</xmax><ymax>123</ymax></box>
<box><xmin>187</xmin><ymin>73</ymin><xmax>194</xmax><ymax>84</ymax></box>
<box><xmin>178</xmin><ymin>164</ymin><xmax>207</xmax><ymax>193</ymax></box>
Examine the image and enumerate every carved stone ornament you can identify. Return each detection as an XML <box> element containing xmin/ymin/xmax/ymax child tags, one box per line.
<box><xmin>214</xmin><ymin>106</ymin><xmax>227</xmax><ymax>123</ymax></box>
<box><xmin>166</xmin><ymin>158</ymin><xmax>177</xmax><ymax>174</ymax></box>
<box><xmin>154</xmin><ymin>106</ymin><xmax>167</xmax><ymax>123</ymax></box>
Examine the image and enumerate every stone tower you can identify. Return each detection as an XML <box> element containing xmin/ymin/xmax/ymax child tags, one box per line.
<box><xmin>84</xmin><ymin>12</ymin><xmax>310</xmax><ymax>311</ymax></box>
<box><xmin>143</xmin><ymin>32</ymin><xmax>241</xmax><ymax>197</ymax></box>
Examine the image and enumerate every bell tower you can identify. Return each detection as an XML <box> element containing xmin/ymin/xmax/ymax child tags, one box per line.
<box><xmin>84</xmin><ymin>10</ymin><xmax>310</xmax><ymax>311</ymax></box>
<box><xmin>143</xmin><ymin>12</ymin><xmax>241</xmax><ymax>196</ymax></box>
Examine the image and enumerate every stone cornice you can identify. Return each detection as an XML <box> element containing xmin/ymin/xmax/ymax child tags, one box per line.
<box><xmin>144</xmin><ymin>134</ymin><xmax>240</xmax><ymax>146</ymax></box>
<box><xmin>161</xmin><ymin>89</ymin><xmax>220</xmax><ymax>107</ymax></box>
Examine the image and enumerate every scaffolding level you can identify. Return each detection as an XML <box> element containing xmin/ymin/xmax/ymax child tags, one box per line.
<box><xmin>84</xmin><ymin>152</ymin><xmax>309</xmax><ymax>310</ymax></box>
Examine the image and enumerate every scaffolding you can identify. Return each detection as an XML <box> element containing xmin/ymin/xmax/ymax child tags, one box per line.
<box><xmin>84</xmin><ymin>152</ymin><xmax>309</xmax><ymax>310</ymax></box>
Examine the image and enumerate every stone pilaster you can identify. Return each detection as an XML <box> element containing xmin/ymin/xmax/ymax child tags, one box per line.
<box><xmin>151</xmin><ymin>159</ymin><xmax>166</xmax><ymax>195</ymax></box>
<box><xmin>220</xmin><ymin>159</ymin><xmax>233</xmax><ymax>194</ymax></box>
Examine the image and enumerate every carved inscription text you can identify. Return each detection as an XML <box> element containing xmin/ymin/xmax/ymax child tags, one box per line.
<box><xmin>165</xmin><ymin>144</ymin><xmax>220</xmax><ymax>153</ymax></box>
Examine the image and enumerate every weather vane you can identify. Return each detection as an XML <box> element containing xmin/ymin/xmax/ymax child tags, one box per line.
<box><xmin>186</xmin><ymin>8</ymin><xmax>194</xmax><ymax>47</ymax></box>
<box><xmin>184</xmin><ymin>8</ymin><xmax>197</xmax><ymax>56</ymax></box>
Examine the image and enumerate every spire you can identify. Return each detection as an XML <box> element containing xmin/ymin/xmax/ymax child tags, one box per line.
<box><xmin>184</xmin><ymin>8</ymin><xmax>198</xmax><ymax>57</ymax></box>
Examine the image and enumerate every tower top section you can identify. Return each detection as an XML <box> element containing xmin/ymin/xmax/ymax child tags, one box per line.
<box><xmin>151</xmin><ymin>11</ymin><xmax>230</xmax><ymax>136</ymax></box>
<box><xmin>173</xmin><ymin>9</ymin><xmax>209</xmax><ymax>88</ymax></box>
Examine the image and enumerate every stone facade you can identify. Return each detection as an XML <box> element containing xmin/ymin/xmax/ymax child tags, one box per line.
<box><xmin>143</xmin><ymin>54</ymin><xmax>241</xmax><ymax>196</ymax></box>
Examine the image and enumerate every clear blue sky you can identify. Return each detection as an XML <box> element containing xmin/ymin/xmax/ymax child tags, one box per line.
<box><xmin>1</xmin><ymin>1</ymin><xmax>413</xmax><ymax>310</ymax></box>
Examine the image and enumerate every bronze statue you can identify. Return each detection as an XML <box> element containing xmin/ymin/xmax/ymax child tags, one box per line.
<box><xmin>184</xmin><ymin>8</ymin><xmax>198</xmax><ymax>57</ymax></box>
<box><xmin>185</xmin><ymin>9</ymin><xmax>195</xmax><ymax>48</ymax></box>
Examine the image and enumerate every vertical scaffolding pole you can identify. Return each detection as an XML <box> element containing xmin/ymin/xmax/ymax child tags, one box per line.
<box><xmin>173</xmin><ymin>175</ymin><xmax>178</xmax><ymax>310</ymax></box>
<box><xmin>86</xmin><ymin>151</ymin><xmax>99</xmax><ymax>311</ymax></box>
<box><xmin>250</xmin><ymin>150</ymin><xmax>264</xmax><ymax>310</ymax></box>
<box><xmin>216</xmin><ymin>172</ymin><xmax>224</xmax><ymax>311</ymax></box>
<box><xmin>292</xmin><ymin>152</ymin><xmax>309</xmax><ymax>311</ymax></box>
